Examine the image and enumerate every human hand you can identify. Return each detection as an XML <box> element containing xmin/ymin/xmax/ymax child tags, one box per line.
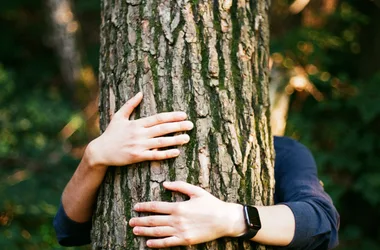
<box><xmin>129</xmin><ymin>181</ymin><xmax>245</xmax><ymax>248</ymax></box>
<box><xmin>87</xmin><ymin>92</ymin><xmax>194</xmax><ymax>168</ymax></box>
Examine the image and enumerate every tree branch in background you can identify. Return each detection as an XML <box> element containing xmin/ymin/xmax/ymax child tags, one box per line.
<box><xmin>59</xmin><ymin>96</ymin><xmax>99</xmax><ymax>141</ymax></box>
<box><xmin>47</xmin><ymin>0</ymin><xmax>100</xmax><ymax>147</ymax></box>
<box><xmin>289</xmin><ymin>0</ymin><xmax>310</xmax><ymax>14</ymax></box>
<box><xmin>47</xmin><ymin>0</ymin><xmax>81</xmax><ymax>91</ymax></box>
<box><xmin>269</xmin><ymin>64</ymin><xmax>291</xmax><ymax>136</ymax></box>
<box><xmin>269</xmin><ymin>56</ymin><xmax>324</xmax><ymax>136</ymax></box>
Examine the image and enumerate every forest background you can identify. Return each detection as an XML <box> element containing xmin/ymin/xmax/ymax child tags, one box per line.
<box><xmin>0</xmin><ymin>0</ymin><xmax>379</xmax><ymax>249</ymax></box>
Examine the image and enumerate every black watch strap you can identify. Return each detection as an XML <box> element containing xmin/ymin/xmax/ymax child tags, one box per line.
<box><xmin>240</xmin><ymin>205</ymin><xmax>261</xmax><ymax>240</ymax></box>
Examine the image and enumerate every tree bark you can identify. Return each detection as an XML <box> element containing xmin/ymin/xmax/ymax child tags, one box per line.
<box><xmin>92</xmin><ymin>0</ymin><xmax>274</xmax><ymax>249</ymax></box>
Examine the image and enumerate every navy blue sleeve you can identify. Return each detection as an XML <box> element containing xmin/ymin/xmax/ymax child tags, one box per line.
<box><xmin>53</xmin><ymin>201</ymin><xmax>92</xmax><ymax>246</ymax></box>
<box><xmin>274</xmin><ymin>137</ymin><xmax>340</xmax><ymax>250</ymax></box>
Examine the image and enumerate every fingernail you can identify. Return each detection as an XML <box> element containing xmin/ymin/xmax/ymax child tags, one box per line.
<box><xmin>134</xmin><ymin>204</ymin><xmax>139</xmax><ymax>210</ymax></box>
<box><xmin>128</xmin><ymin>218</ymin><xmax>134</xmax><ymax>226</ymax></box>
<box><xmin>187</xmin><ymin>121</ymin><xmax>194</xmax><ymax>130</ymax></box>
<box><xmin>173</xmin><ymin>149</ymin><xmax>180</xmax><ymax>156</ymax></box>
<box><xmin>183</xmin><ymin>134</ymin><xmax>190</xmax><ymax>143</ymax></box>
<box><xmin>180</xmin><ymin>112</ymin><xmax>187</xmax><ymax>119</ymax></box>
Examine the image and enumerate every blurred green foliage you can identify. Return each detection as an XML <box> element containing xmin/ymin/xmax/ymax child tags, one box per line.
<box><xmin>0</xmin><ymin>0</ymin><xmax>98</xmax><ymax>249</ymax></box>
<box><xmin>0</xmin><ymin>0</ymin><xmax>379</xmax><ymax>249</ymax></box>
<box><xmin>271</xmin><ymin>0</ymin><xmax>380</xmax><ymax>248</ymax></box>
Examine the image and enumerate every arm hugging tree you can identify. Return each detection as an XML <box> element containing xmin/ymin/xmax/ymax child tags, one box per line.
<box><xmin>92</xmin><ymin>0</ymin><xmax>274</xmax><ymax>249</ymax></box>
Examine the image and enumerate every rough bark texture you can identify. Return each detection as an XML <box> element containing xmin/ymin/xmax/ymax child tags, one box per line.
<box><xmin>92</xmin><ymin>0</ymin><xmax>274</xmax><ymax>249</ymax></box>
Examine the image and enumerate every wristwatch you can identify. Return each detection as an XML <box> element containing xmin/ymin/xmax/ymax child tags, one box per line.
<box><xmin>240</xmin><ymin>205</ymin><xmax>261</xmax><ymax>240</ymax></box>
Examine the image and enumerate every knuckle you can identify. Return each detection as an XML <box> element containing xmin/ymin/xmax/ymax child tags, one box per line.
<box><xmin>155</xmin><ymin>114</ymin><xmax>164</xmax><ymax>123</ymax></box>
<box><xmin>129</xmin><ymin>150</ymin><xmax>140</xmax><ymax>159</ymax></box>
<box><xmin>152</xmin><ymin>152</ymin><xmax>161</xmax><ymax>161</ymax></box>
<box><xmin>153</xmin><ymin>125</ymin><xmax>163</xmax><ymax>136</ymax></box>
<box><xmin>125</xmin><ymin>100</ymin><xmax>134</xmax><ymax>109</ymax></box>
<box><xmin>175</xmin><ymin>217</ymin><xmax>185</xmax><ymax>228</ymax></box>
<box><xmin>153</xmin><ymin>227</ymin><xmax>161</xmax><ymax>237</ymax></box>
<box><xmin>182</xmin><ymin>233</ymin><xmax>193</xmax><ymax>245</ymax></box>
<box><xmin>147</xmin><ymin>218</ymin><xmax>155</xmax><ymax>227</ymax></box>
<box><xmin>162</xmin><ymin>238</ymin><xmax>171</xmax><ymax>248</ymax></box>
<box><xmin>126</xmin><ymin>130</ymin><xmax>138</xmax><ymax>141</ymax></box>
<box><xmin>164</xmin><ymin>151</ymin><xmax>171</xmax><ymax>159</ymax></box>
<box><xmin>150</xmin><ymin>202</ymin><xmax>158</xmax><ymax>211</ymax></box>
<box><xmin>156</xmin><ymin>138</ymin><xmax>164</xmax><ymax>147</ymax></box>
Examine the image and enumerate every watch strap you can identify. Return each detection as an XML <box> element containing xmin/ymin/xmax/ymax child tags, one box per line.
<box><xmin>240</xmin><ymin>228</ymin><xmax>259</xmax><ymax>240</ymax></box>
<box><xmin>240</xmin><ymin>205</ymin><xmax>261</xmax><ymax>240</ymax></box>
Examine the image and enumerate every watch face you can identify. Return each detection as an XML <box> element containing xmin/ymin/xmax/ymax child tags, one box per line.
<box><xmin>245</xmin><ymin>205</ymin><xmax>261</xmax><ymax>229</ymax></box>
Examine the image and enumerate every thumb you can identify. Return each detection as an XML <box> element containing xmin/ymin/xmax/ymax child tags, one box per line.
<box><xmin>163</xmin><ymin>181</ymin><xmax>206</xmax><ymax>198</ymax></box>
<box><xmin>118</xmin><ymin>92</ymin><xmax>143</xmax><ymax>119</ymax></box>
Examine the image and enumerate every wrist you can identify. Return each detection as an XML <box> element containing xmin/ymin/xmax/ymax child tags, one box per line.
<box><xmin>225</xmin><ymin>203</ymin><xmax>246</xmax><ymax>237</ymax></box>
<box><xmin>239</xmin><ymin>205</ymin><xmax>262</xmax><ymax>240</ymax></box>
<box><xmin>84</xmin><ymin>139</ymin><xmax>108</xmax><ymax>171</ymax></box>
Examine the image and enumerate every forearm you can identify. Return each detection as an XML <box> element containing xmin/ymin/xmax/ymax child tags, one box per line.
<box><xmin>62</xmin><ymin>141</ymin><xmax>108</xmax><ymax>223</ymax></box>
<box><xmin>228</xmin><ymin>204</ymin><xmax>295</xmax><ymax>246</ymax></box>
<box><xmin>253</xmin><ymin>205</ymin><xmax>295</xmax><ymax>245</ymax></box>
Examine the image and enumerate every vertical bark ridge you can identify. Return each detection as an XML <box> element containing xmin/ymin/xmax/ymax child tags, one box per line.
<box><xmin>93</xmin><ymin>0</ymin><xmax>273</xmax><ymax>249</ymax></box>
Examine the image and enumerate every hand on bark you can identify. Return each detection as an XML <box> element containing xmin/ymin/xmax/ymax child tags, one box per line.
<box><xmin>129</xmin><ymin>181</ymin><xmax>246</xmax><ymax>248</ymax></box>
<box><xmin>87</xmin><ymin>92</ymin><xmax>194</xmax><ymax>168</ymax></box>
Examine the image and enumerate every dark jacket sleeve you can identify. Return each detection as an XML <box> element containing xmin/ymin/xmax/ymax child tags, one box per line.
<box><xmin>53</xmin><ymin>201</ymin><xmax>92</xmax><ymax>246</ymax></box>
<box><xmin>274</xmin><ymin>137</ymin><xmax>340</xmax><ymax>250</ymax></box>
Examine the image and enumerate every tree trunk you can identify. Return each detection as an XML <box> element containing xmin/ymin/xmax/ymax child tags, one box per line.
<box><xmin>92</xmin><ymin>0</ymin><xmax>274</xmax><ymax>249</ymax></box>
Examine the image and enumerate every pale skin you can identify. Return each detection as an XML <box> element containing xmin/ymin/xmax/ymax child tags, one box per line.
<box><xmin>62</xmin><ymin>92</ymin><xmax>295</xmax><ymax>248</ymax></box>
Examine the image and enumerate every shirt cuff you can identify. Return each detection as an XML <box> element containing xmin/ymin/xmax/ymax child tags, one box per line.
<box><xmin>280</xmin><ymin>201</ymin><xmax>319</xmax><ymax>249</ymax></box>
<box><xmin>53</xmin><ymin>202</ymin><xmax>92</xmax><ymax>246</ymax></box>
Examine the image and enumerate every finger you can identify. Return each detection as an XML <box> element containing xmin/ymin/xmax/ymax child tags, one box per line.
<box><xmin>146</xmin><ymin>236</ymin><xmax>183</xmax><ymax>248</ymax></box>
<box><xmin>146</xmin><ymin>134</ymin><xmax>190</xmax><ymax>149</ymax></box>
<box><xmin>163</xmin><ymin>181</ymin><xmax>205</xmax><ymax>198</ymax></box>
<box><xmin>141</xmin><ymin>149</ymin><xmax>180</xmax><ymax>161</ymax></box>
<box><xmin>129</xmin><ymin>215</ymin><xmax>171</xmax><ymax>227</ymax></box>
<box><xmin>147</xmin><ymin>121</ymin><xmax>194</xmax><ymax>138</ymax></box>
<box><xmin>133</xmin><ymin>226</ymin><xmax>175</xmax><ymax>238</ymax></box>
<box><xmin>138</xmin><ymin>112</ymin><xmax>188</xmax><ymax>128</ymax></box>
<box><xmin>118</xmin><ymin>92</ymin><xmax>143</xmax><ymax>119</ymax></box>
<box><xmin>134</xmin><ymin>201</ymin><xmax>175</xmax><ymax>214</ymax></box>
